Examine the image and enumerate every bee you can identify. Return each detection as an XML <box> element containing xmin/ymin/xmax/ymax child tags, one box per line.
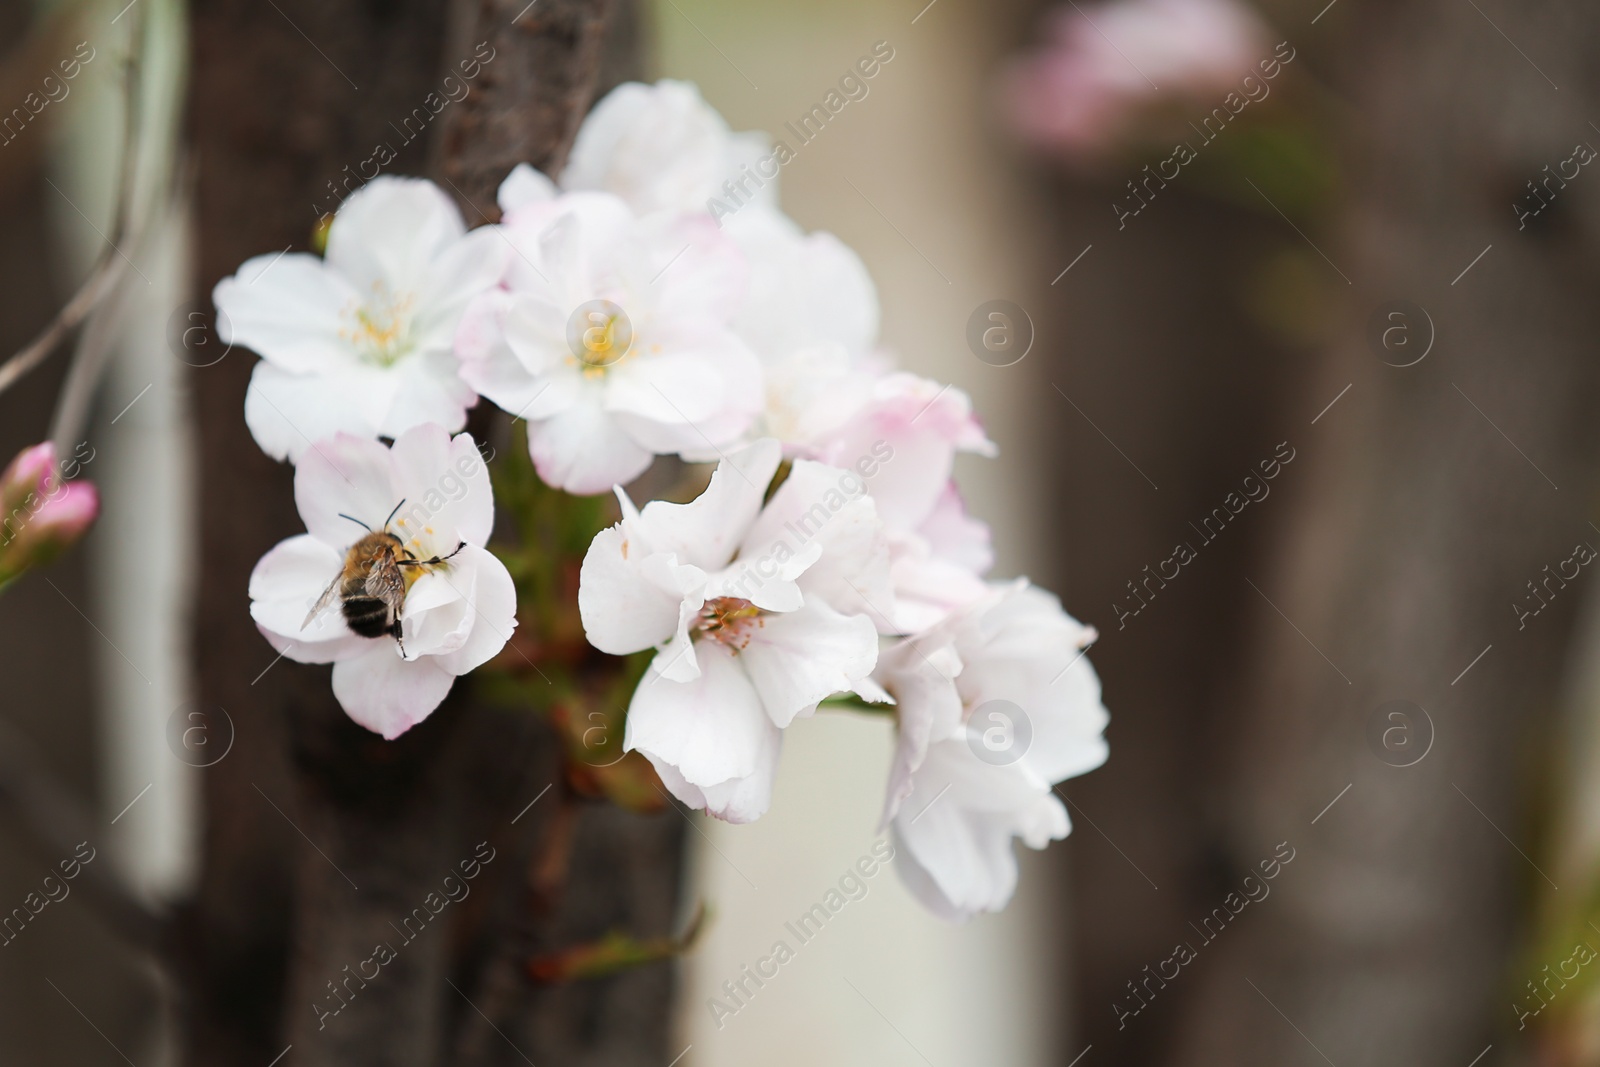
<box><xmin>301</xmin><ymin>499</ymin><xmax>464</xmax><ymax>655</ymax></box>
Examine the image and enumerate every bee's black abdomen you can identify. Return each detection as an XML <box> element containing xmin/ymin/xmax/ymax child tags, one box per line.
<box><xmin>343</xmin><ymin>596</ymin><xmax>392</xmax><ymax>638</ymax></box>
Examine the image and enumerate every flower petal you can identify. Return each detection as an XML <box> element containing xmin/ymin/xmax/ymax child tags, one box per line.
<box><xmin>814</xmin><ymin>373</ymin><xmax>996</xmax><ymax>532</ymax></box>
<box><xmin>456</xmin><ymin>291</ymin><xmax>579</xmax><ymax>422</ymax></box>
<box><xmin>399</xmin><ymin>562</ymin><xmax>474</xmax><ymax>661</ymax></box>
<box><xmin>739</xmin><ymin>599</ymin><xmax>879</xmax><ymax>728</ymax></box>
<box><xmin>380</xmin><ymin>351</ymin><xmax>476</xmax><ymax>442</ymax></box>
<box><xmin>331</xmin><ymin>643</ymin><xmax>456</xmax><ymax>739</ymax></box>
<box><xmin>561</xmin><ymin>79</ymin><xmax>736</xmax><ymax>216</ymax></box>
<box><xmin>623</xmin><ymin>640</ymin><xmax>771</xmax><ymax>792</ymax></box>
<box><xmin>605</xmin><ymin>333</ymin><xmax>762</xmax><ymax>455</ymax></box>
<box><xmin>741</xmin><ymin>457</ymin><xmax>895</xmax><ymax>626</ymax></box>
<box><xmin>387</xmin><ymin>425</ymin><xmax>494</xmax><ymax>548</ymax></box>
<box><xmin>644</xmin><ymin>729</ymin><xmax>781</xmax><ymax>824</ymax></box>
<box><xmin>888</xmin><ymin>531</ymin><xmax>990</xmax><ymax>633</ymax></box>
<box><xmin>214</xmin><ymin>254</ymin><xmax>360</xmax><ymax>375</ymax></box>
<box><xmin>578</xmin><ymin>524</ymin><xmax>703</xmax><ymax>656</ymax></box>
<box><xmin>435</xmin><ymin>544</ymin><xmax>518</xmax><ymax>675</ymax></box>
<box><xmin>500</xmin><ymin>293</ymin><xmax>582</xmax><ymax>383</ymax></box>
<box><xmin>633</xmin><ymin>438</ymin><xmax>779</xmax><ymax>572</ymax></box>
<box><xmin>637</xmin><ymin>213</ymin><xmax>748</xmax><ymax>322</ymax></box>
<box><xmin>958</xmin><ymin>582</ymin><xmax>1110</xmax><ymax>785</ymax></box>
<box><xmin>875</xmin><ymin>634</ymin><xmax>965</xmax><ymax>827</ymax></box>
<box><xmin>603</xmin><ymin>348</ymin><xmax>735</xmax><ymax>427</ymax></box>
<box><xmin>324</xmin><ymin>176</ymin><xmax>467</xmax><ymax>295</ymax></box>
<box><xmin>725</xmin><ymin>209</ymin><xmax>879</xmax><ymax>361</ymax></box>
<box><xmin>410</xmin><ymin>224</ymin><xmax>514</xmax><ymax>354</ymax></box>
<box><xmin>247</xmin><ymin>534</ymin><xmax>370</xmax><ymax>662</ymax></box>
<box><xmin>527</xmin><ymin>399</ymin><xmax>654</xmax><ymax>495</ymax></box>
<box><xmin>293</xmin><ymin>432</ymin><xmax>399</xmax><ymax>548</ymax></box>
<box><xmin>922</xmin><ymin>482</ymin><xmax>994</xmax><ymax>575</ymax></box>
<box><xmin>498</xmin><ymin>162</ymin><xmax>559</xmax><ymax>219</ymax></box>
<box><xmin>510</xmin><ymin>192</ymin><xmax>635</xmax><ymax>296</ymax></box>
<box><xmin>244</xmin><ymin>363</ymin><xmax>381</xmax><ymax>466</ymax></box>
<box><xmin>891</xmin><ymin>740</ymin><xmax>1069</xmax><ymax>921</ymax></box>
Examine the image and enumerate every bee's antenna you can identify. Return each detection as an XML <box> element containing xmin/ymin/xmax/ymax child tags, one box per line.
<box><xmin>337</xmin><ymin>513</ymin><xmax>372</xmax><ymax>532</ymax></box>
<box><xmin>383</xmin><ymin>499</ymin><xmax>407</xmax><ymax>532</ymax></box>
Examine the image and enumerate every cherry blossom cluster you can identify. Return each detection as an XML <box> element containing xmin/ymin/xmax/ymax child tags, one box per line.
<box><xmin>220</xmin><ymin>79</ymin><xmax>1109</xmax><ymax>921</ymax></box>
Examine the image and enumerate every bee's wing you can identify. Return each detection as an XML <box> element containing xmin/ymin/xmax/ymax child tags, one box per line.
<box><xmin>365</xmin><ymin>554</ymin><xmax>407</xmax><ymax>625</ymax></box>
<box><xmin>301</xmin><ymin>571</ymin><xmax>343</xmax><ymax>631</ymax></box>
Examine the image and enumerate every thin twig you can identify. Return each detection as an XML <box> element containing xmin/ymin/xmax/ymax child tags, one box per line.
<box><xmin>0</xmin><ymin>248</ymin><xmax>129</xmax><ymax>396</ymax></box>
<box><xmin>50</xmin><ymin>22</ymin><xmax>156</xmax><ymax>450</ymax></box>
<box><xmin>0</xmin><ymin>14</ymin><xmax>149</xmax><ymax>404</ymax></box>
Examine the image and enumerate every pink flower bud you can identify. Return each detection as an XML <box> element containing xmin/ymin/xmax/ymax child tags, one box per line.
<box><xmin>0</xmin><ymin>442</ymin><xmax>56</xmax><ymax>508</ymax></box>
<box><xmin>32</xmin><ymin>481</ymin><xmax>100</xmax><ymax>541</ymax></box>
<box><xmin>0</xmin><ymin>443</ymin><xmax>98</xmax><ymax>589</ymax></box>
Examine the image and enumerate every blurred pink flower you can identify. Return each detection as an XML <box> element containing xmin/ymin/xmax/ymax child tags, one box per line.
<box><xmin>0</xmin><ymin>442</ymin><xmax>99</xmax><ymax>588</ymax></box>
<box><xmin>6</xmin><ymin>443</ymin><xmax>54</xmax><ymax>488</ymax></box>
<box><xmin>1000</xmin><ymin>0</ymin><xmax>1270</xmax><ymax>159</ymax></box>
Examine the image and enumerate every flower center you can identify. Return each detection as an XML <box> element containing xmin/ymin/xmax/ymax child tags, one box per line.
<box><xmin>564</xmin><ymin>299</ymin><xmax>637</xmax><ymax>379</ymax></box>
<box><xmin>341</xmin><ymin>282</ymin><xmax>417</xmax><ymax>366</ymax></box>
<box><xmin>392</xmin><ymin>518</ymin><xmax>450</xmax><ymax>590</ymax></box>
<box><xmin>695</xmin><ymin>596</ymin><xmax>764</xmax><ymax>650</ymax></box>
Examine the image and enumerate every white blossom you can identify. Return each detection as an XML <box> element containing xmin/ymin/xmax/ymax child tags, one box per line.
<box><xmin>876</xmin><ymin>580</ymin><xmax>1108</xmax><ymax>920</ymax></box>
<box><xmin>249</xmin><ymin>425</ymin><xmax>516</xmax><ymax>738</ymax></box>
<box><xmin>216</xmin><ymin>177</ymin><xmax>507</xmax><ymax>463</ymax></box>
<box><xmin>577</xmin><ymin>439</ymin><xmax>892</xmax><ymax>822</ymax></box>
<box><xmin>456</xmin><ymin>189</ymin><xmax>762</xmax><ymax>494</ymax></box>
<box><xmin>561</xmin><ymin>79</ymin><xmax>776</xmax><ymax>217</ymax></box>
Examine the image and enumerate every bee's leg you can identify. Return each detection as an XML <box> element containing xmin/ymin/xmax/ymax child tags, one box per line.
<box><xmin>397</xmin><ymin>541</ymin><xmax>467</xmax><ymax>567</ymax></box>
<box><xmin>389</xmin><ymin>617</ymin><xmax>406</xmax><ymax>658</ymax></box>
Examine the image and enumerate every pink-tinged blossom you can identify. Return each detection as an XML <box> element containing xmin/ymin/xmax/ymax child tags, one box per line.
<box><xmin>5</xmin><ymin>442</ymin><xmax>54</xmax><ymax>490</ymax></box>
<box><xmin>0</xmin><ymin>443</ymin><xmax>98</xmax><ymax>587</ymax></box>
<box><xmin>215</xmin><ymin>176</ymin><xmax>509</xmax><ymax>463</ymax></box>
<box><xmin>456</xmin><ymin>185</ymin><xmax>762</xmax><ymax>495</ymax></box>
<box><xmin>888</xmin><ymin>483</ymin><xmax>995</xmax><ymax>634</ymax></box>
<box><xmin>702</xmin><ymin>196</ymin><xmax>996</xmax><ymax>632</ymax></box>
<box><xmin>248</xmin><ymin>425</ymin><xmax>516</xmax><ymax>739</ymax></box>
<box><xmin>875</xmin><ymin>580</ymin><xmax>1107</xmax><ymax>921</ymax></box>
<box><xmin>804</xmin><ymin>373</ymin><xmax>999</xmax><ymax>633</ymax></box>
<box><xmin>1000</xmin><ymin>0</ymin><xmax>1271</xmax><ymax>159</ymax></box>
<box><xmin>577</xmin><ymin>439</ymin><xmax>892</xmax><ymax>823</ymax></box>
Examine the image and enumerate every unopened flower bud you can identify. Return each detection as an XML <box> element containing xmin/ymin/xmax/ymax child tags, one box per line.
<box><xmin>0</xmin><ymin>443</ymin><xmax>55</xmax><ymax>511</ymax></box>
<box><xmin>0</xmin><ymin>443</ymin><xmax>99</xmax><ymax>590</ymax></box>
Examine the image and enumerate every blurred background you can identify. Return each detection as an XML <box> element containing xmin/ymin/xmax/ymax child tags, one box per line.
<box><xmin>3</xmin><ymin>0</ymin><xmax>1600</xmax><ymax>1064</ymax></box>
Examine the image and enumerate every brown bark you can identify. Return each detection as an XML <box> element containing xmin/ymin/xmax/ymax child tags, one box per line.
<box><xmin>1158</xmin><ymin>1</ymin><xmax>1600</xmax><ymax>1063</ymax></box>
<box><xmin>1045</xmin><ymin>0</ymin><xmax>1600</xmax><ymax>1060</ymax></box>
<box><xmin>430</xmin><ymin>0</ymin><xmax>617</xmax><ymax>217</ymax></box>
<box><xmin>187</xmin><ymin>3</ymin><xmax>682</xmax><ymax>1065</ymax></box>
